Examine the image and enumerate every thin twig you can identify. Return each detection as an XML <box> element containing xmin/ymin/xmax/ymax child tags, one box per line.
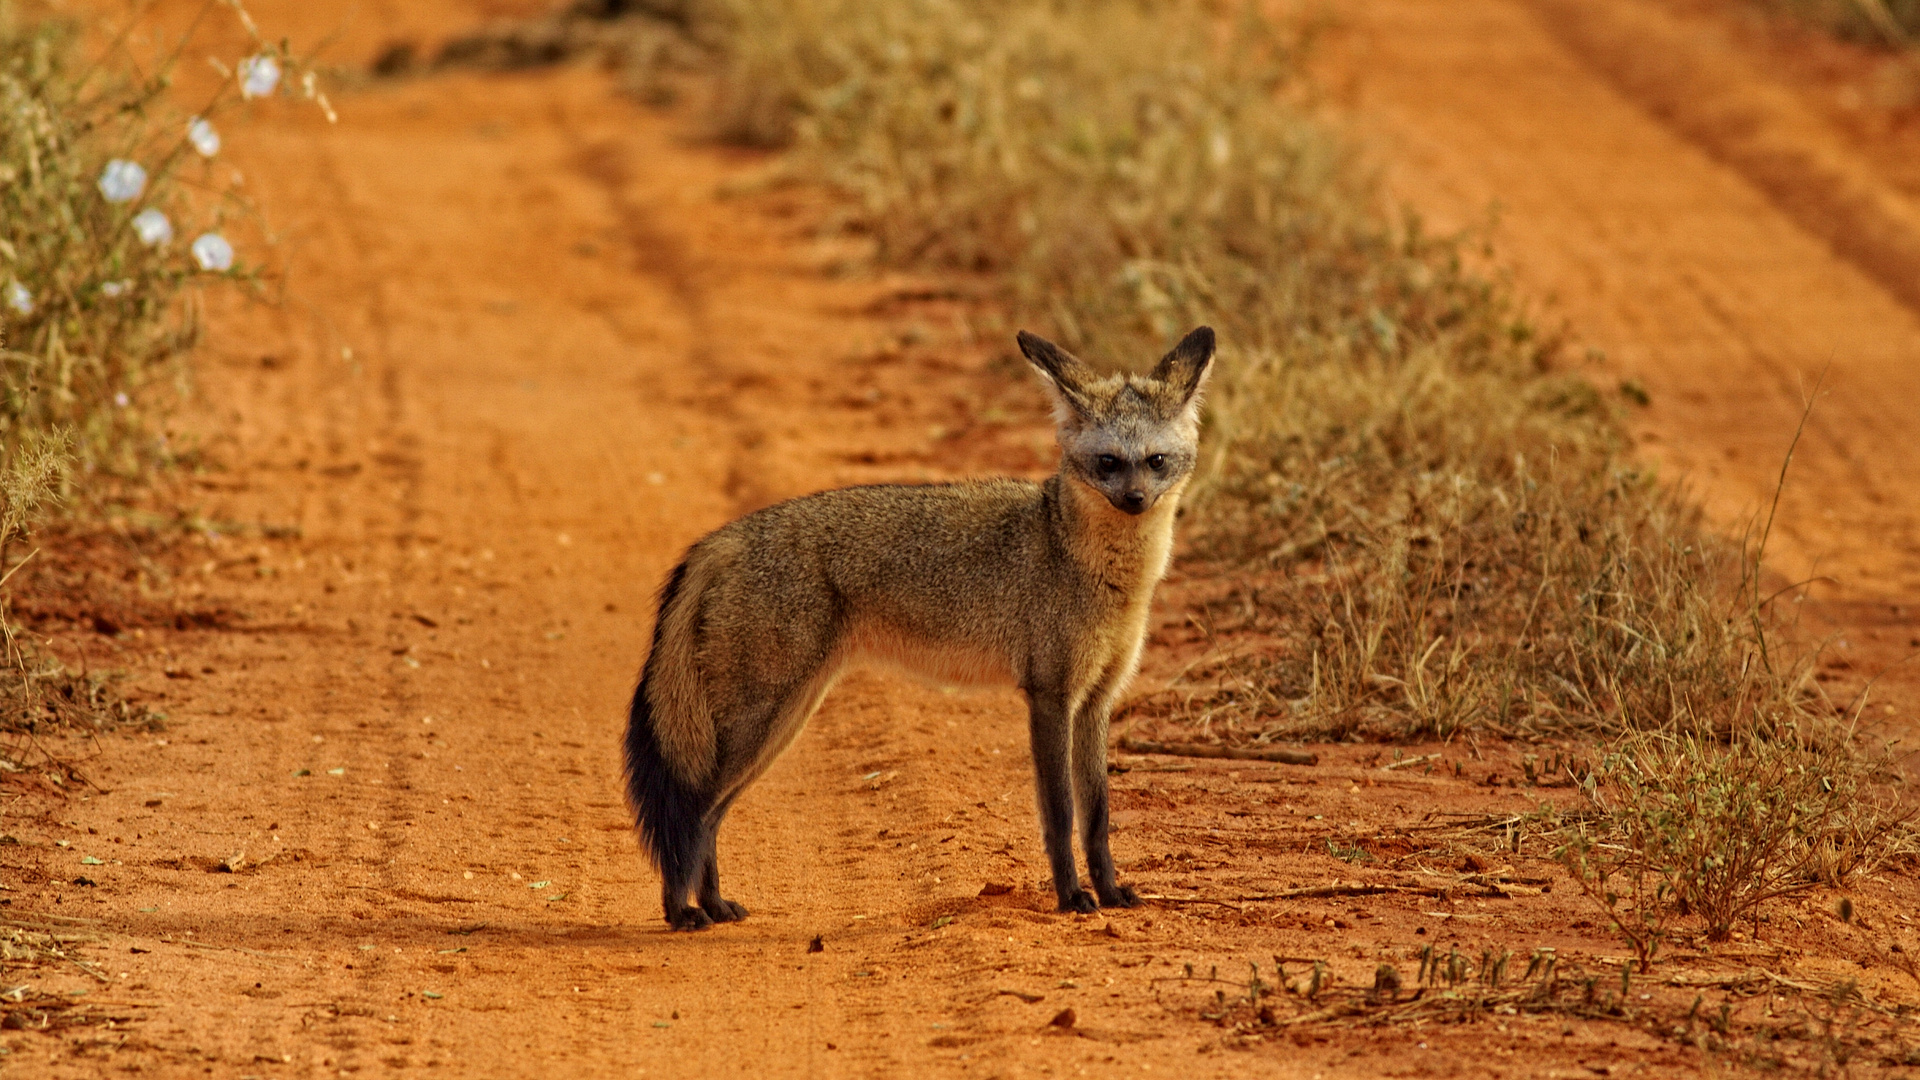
<box><xmin>1150</xmin><ymin>874</ymin><xmax>1535</xmax><ymax>905</ymax></box>
<box><xmin>1119</xmin><ymin>737</ymin><xmax>1317</xmax><ymax>766</ymax></box>
<box><xmin>166</xmin><ymin>938</ymin><xmax>291</xmax><ymax>963</ymax></box>
<box><xmin>1138</xmin><ymin>894</ymin><xmax>1244</xmax><ymax>911</ymax></box>
<box><xmin>61</xmin><ymin>955</ymin><xmax>110</xmax><ymax>983</ymax></box>
<box><xmin>1239</xmin><ymin>882</ymin><xmax>1465</xmax><ymax>901</ymax></box>
<box><xmin>0</xmin><ymin>548</ymin><xmax>39</xmax><ymax>591</ymax></box>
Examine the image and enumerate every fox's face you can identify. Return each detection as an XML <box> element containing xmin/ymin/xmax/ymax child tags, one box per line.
<box><xmin>1017</xmin><ymin>327</ymin><xmax>1215</xmax><ymax>517</ymax></box>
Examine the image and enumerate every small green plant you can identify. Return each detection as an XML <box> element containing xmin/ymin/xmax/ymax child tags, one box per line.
<box><xmin>1550</xmin><ymin>797</ymin><xmax>1681</xmax><ymax>973</ymax></box>
<box><xmin>1550</xmin><ymin>726</ymin><xmax>1906</xmax><ymax>960</ymax></box>
<box><xmin>1324</xmin><ymin>838</ymin><xmax>1373</xmax><ymax>864</ymax></box>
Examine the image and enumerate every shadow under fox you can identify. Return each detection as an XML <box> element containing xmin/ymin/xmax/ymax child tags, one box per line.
<box><xmin>625</xmin><ymin>326</ymin><xmax>1214</xmax><ymax>929</ymax></box>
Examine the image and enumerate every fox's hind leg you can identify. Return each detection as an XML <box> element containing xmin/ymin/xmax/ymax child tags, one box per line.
<box><xmin>662</xmin><ymin>866</ymin><xmax>712</xmax><ymax>931</ymax></box>
<box><xmin>682</xmin><ymin>658</ymin><xmax>842</xmax><ymax>927</ymax></box>
<box><xmin>694</xmin><ymin>797</ymin><xmax>749</xmax><ymax>923</ymax></box>
<box><xmin>1072</xmin><ymin>679</ymin><xmax>1140</xmax><ymax>909</ymax></box>
<box><xmin>696</xmin><ymin>851</ymin><xmax>747</xmax><ymax>923</ymax></box>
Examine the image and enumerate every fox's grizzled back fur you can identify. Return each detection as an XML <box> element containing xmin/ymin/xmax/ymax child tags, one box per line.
<box><xmin>625</xmin><ymin>326</ymin><xmax>1215</xmax><ymax>930</ymax></box>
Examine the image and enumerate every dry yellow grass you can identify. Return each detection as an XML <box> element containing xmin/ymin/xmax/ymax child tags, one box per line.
<box><xmin>691</xmin><ymin>0</ymin><xmax>1809</xmax><ymax>742</ymax></box>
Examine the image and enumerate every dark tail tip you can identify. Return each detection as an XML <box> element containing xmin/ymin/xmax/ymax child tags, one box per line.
<box><xmin>624</xmin><ymin>559</ymin><xmax>707</xmax><ymax>901</ymax></box>
<box><xmin>624</xmin><ymin>678</ymin><xmax>706</xmax><ymax>891</ymax></box>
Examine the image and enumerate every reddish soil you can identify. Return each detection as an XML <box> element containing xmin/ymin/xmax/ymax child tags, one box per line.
<box><xmin>7</xmin><ymin>2</ymin><xmax>1920</xmax><ymax>1078</ymax></box>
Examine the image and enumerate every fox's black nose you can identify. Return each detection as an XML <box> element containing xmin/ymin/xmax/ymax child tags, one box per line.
<box><xmin>1120</xmin><ymin>490</ymin><xmax>1147</xmax><ymax>514</ymax></box>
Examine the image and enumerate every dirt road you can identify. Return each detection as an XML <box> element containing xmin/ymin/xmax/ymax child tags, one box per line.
<box><xmin>9</xmin><ymin>2</ymin><xmax>1920</xmax><ymax>1077</ymax></box>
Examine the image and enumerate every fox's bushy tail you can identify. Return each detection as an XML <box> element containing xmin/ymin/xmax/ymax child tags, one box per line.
<box><xmin>624</xmin><ymin>561</ymin><xmax>709</xmax><ymax>899</ymax></box>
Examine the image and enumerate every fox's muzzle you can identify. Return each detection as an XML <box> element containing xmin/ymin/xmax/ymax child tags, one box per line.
<box><xmin>1115</xmin><ymin>490</ymin><xmax>1148</xmax><ymax>515</ymax></box>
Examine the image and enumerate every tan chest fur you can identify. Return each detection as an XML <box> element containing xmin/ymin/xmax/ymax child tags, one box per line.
<box><xmin>1063</xmin><ymin>479</ymin><xmax>1182</xmax><ymax>704</ymax></box>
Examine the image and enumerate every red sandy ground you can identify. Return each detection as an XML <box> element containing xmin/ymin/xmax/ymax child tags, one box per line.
<box><xmin>5</xmin><ymin>1</ymin><xmax>1920</xmax><ymax>1077</ymax></box>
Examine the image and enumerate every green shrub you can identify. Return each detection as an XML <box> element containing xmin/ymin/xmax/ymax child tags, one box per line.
<box><xmin>1550</xmin><ymin>726</ymin><xmax>1907</xmax><ymax>966</ymax></box>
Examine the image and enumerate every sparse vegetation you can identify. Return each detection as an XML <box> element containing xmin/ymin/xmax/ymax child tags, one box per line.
<box><xmin>0</xmin><ymin>914</ymin><xmax>118</xmax><ymax>1032</ymax></box>
<box><xmin>1550</xmin><ymin>725</ymin><xmax>1908</xmax><ymax>964</ymax></box>
<box><xmin>0</xmin><ymin>427</ymin><xmax>144</xmax><ymax>738</ymax></box>
<box><xmin>3</xmin><ymin>0</ymin><xmax>337</xmax><ymax>486</ymax></box>
<box><xmin>1173</xmin><ymin>948</ymin><xmax>1644</xmax><ymax>1032</ymax></box>
<box><xmin>686</xmin><ymin>0</ymin><xmax>1835</xmax><ymax>751</ymax></box>
<box><xmin>1174</xmin><ymin>944</ymin><xmax>1920</xmax><ymax>1071</ymax></box>
<box><xmin>0</xmin><ymin>2</ymin><xmax>323</xmax><ymax>733</ymax></box>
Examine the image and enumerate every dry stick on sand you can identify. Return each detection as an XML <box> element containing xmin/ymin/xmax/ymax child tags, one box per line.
<box><xmin>1240</xmin><ymin>881</ymin><xmax>1502</xmax><ymax>901</ymax></box>
<box><xmin>1145</xmin><ymin>875</ymin><xmax>1539</xmax><ymax>907</ymax></box>
<box><xmin>167</xmin><ymin>938</ymin><xmax>294</xmax><ymax>964</ymax></box>
<box><xmin>1118</xmin><ymin>737</ymin><xmax>1317</xmax><ymax>766</ymax></box>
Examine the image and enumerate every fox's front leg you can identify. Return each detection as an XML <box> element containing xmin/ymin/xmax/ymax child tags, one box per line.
<box><xmin>1072</xmin><ymin>687</ymin><xmax>1139</xmax><ymax>909</ymax></box>
<box><xmin>1027</xmin><ymin>686</ymin><xmax>1096</xmax><ymax>913</ymax></box>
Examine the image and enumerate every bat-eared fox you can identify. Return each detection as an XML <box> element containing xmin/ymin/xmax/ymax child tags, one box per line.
<box><xmin>625</xmin><ymin>326</ymin><xmax>1215</xmax><ymax>929</ymax></box>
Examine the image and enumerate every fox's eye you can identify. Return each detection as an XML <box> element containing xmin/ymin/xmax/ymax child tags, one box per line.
<box><xmin>1146</xmin><ymin>454</ymin><xmax>1167</xmax><ymax>472</ymax></box>
<box><xmin>1096</xmin><ymin>454</ymin><xmax>1122</xmax><ymax>474</ymax></box>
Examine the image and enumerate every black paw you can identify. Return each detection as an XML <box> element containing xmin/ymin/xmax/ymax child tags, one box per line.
<box><xmin>701</xmin><ymin>897</ymin><xmax>749</xmax><ymax>923</ymax></box>
<box><xmin>666</xmin><ymin>905</ymin><xmax>714</xmax><ymax>931</ymax></box>
<box><xmin>1057</xmin><ymin>889</ymin><xmax>1099</xmax><ymax>915</ymax></box>
<box><xmin>1096</xmin><ymin>884</ymin><xmax>1142</xmax><ymax>908</ymax></box>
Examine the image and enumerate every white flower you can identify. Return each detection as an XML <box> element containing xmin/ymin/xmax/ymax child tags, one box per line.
<box><xmin>187</xmin><ymin>117</ymin><xmax>221</xmax><ymax>157</ymax></box>
<box><xmin>191</xmin><ymin>232</ymin><xmax>234</xmax><ymax>272</ymax></box>
<box><xmin>100</xmin><ymin>280</ymin><xmax>130</xmax><ymax>297</ymax></box>
<box><xmin>239</xmin><ymin>54</ymin><xmax>281</xmax><ymax>99</ymax></box>
<box><xmin>131</xmin><ymin>208</ymin><xmax>173</xmax><ymax>246</ymax></box>
<box><xmin>5</xmin><ymin>282</ymin><xmax>31</xmax><ymax>315</ymax></box>
<box><xmin>114</xmin><ymin>392</ymin><xmax>130</xmax><ymax>408</ymax></box>
<box><xmin>98</xmin><ymin>159</ymin><xmax>147</xmax><ymax>203</ymax></box>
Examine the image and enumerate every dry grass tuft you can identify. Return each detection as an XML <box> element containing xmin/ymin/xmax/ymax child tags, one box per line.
<box><xmin>0</xmin><ymin>915</ymin><xmax>122</xmax><ymax>1034</ymax></box>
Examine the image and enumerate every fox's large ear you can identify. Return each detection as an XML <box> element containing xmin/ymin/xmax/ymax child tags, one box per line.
<box><xmin>1151</xmin><ymin>325</ymin><xmax>1215</xmax><ymax>412</ymax></box>
<box><xmin>1017</xmin><ymin>330</ymin><xmax>1095</xmax><ymax>420</ymax></box>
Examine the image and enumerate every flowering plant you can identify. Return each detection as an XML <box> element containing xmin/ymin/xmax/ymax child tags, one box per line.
<box><xmin>0</xmin><ymin>2</ymin><xmax>329</xmax><ymax>478</ymax></box>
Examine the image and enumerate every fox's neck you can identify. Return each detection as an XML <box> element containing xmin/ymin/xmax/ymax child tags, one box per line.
<box><xmin>1050</xmin><ymin>473</ymin><xmax>1183</xmax><ymax>604</ymax></box>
